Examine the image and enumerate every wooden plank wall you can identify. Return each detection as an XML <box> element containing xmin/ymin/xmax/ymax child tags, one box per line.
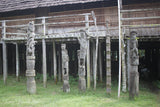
<box><xmin>0</xmin><ymin>2</ymin><xmax>160</xmax><ymax>39</ymax></box>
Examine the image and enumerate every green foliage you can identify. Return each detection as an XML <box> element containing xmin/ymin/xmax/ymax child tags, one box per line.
<box><xmin>69</xmin><ymin>75</ymin><xmax>78</xmax><ymax>85</ymax></box>
<box><xmin>153</xmin><ymin>80</ymin><xmax>160</xmax><ymax>89</ymax></box>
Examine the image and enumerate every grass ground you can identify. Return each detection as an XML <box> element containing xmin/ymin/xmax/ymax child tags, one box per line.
<box><xmin>0</xmin><ymin>75</ymin><xmax>159</xmax><ymax>107</ymax></box>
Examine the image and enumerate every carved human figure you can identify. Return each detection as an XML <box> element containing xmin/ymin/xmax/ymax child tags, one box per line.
<box><xmin>26</xmin><ymin>22</ymin><xmax>36</xmax><ymax>57</ymax></box>
<box><xmin>129</xmin><ymin>31</ymin><xmax>139</xmax><ymax>99</ymax></box>
<box><xmin>26</xmin><ymin>21</ymin><xmax>36</xmax><ymax>94</ymax></box>
<box><xmin>61</xmin><ymin>44</ymin><xmax>70</xmax><ymax>92</ymax></box>
<box><xmin>77</xmin><ymin>30</ymin><xmax>88</xmax><ymax>91</ymax></box>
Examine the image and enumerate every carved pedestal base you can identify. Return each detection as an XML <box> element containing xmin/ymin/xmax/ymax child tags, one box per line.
<box><xmin>27</xmin><ymin>76</ymin><xmax>36</xmax><ymax>94</ymax></box>
<box><xmin>79</xmin><ymin>77</ymin><xmax>86</xmax><ymax>91</ymax></box>
<box><xmin>26</xmin><ymin>56</ymin><xmax>36</xmax><ymax>94</ymax></box>
<box><xmin>129</xmin><ymin>71</ymin><xmax>139</xmax><ymax>99</ymax></box>
<box><xmin>63</xmin><ymin>75</ymin><xmax>70</xmax><ymax>92</ymax></box>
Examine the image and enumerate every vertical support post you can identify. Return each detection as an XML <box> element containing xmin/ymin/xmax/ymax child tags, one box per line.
<box><xmin>85</xmin><ymin>14</ymin><xmax>90</xmax><ymax>89</ymax></box>
<box><xmin>42</xmin><ymin>18</ymin><xmax>47</xmax><ymax>88</ymax></box>
<box><xmin>106</xmin><ymin>37</ymin><xmax>111</xmax><ymax>94</ymax></box>
<box><xmin>126</xmin><ymin>39</ymin><xmax>130</xmax><ymax>91</ymax></box>
<box><xmin>99</xmin><ymin>42</ymin><xmax>103</xmax><ymax>82</ymax></box>
<box><xmin>58</xmin><ymin>44</ymin><xmax>62</xmax><ymax>81</ymax></box>
<box><xmin>2</xmin><ymin>21</ymin><xmax>6</xmax><ymax>39</ymax></box>
<box><xmin>2</xmin><ymin>42</ymin><xmax>7</xmax><ymax>85</ymax></box>
<box><xmin>42</xmin><ymin>39</ymin><xmax>47</xmax><ymax>88</ymax></box>
<box><xmin>117</xmin><ymin>0</ymin><xmax>123</xmax><ymax>98</ymax></box>
<box><xmin>53</xmin><ymin>40</ymin><xmax>57</xmax><ymax>84</ymax></box>
<box><xmin>15</xmin><ymin>43</ymin><xmax>19</xmax><ymax>81</ymax></box>
<box><xmin>122</xmin><ymin>39</ymin><xmax>127</xmax><ymax>92</ymax></box>
<box><xmin>2</xmin><ymin>20</ymin><xmax>7</xmax><ymax>85</ymax></box>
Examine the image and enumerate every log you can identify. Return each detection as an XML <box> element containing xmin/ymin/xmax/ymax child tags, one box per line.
<box><xmin>15</xmin><ymin>43</ymin><xmax>19</xmax><ymax>81</ymax></box>
<box><xmin>99</xmin><ymin>42</ymin><xmax>102</xmax><ymax>82</ymax></box>
<box><xmin>53</xmin><ymin>41</ymin><xmax>57</xmax><ymax>84</ymax></box>
<box><xmin>2</xmin><ymin>41</ymin><xmax>7</xmax><ymax>85</ymax></box>
<box><xmin>42</xmin><ymin>39</ymin><xmax>47</xmax><ymax>88</ymax></box>
<box><xmin>106</xmin><ymin>37</ymin><xmax>111</xmax><ymax>94</ymax></box>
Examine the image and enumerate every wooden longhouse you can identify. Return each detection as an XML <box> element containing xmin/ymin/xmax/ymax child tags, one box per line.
<box><xmin>0</xmin><ymin>0</ymin><xmax>160</xmax><ymax>96</ymax></box>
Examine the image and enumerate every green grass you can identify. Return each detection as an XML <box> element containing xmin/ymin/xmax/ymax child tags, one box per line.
<box><xmin>0</xmin><ymin>75</ymin><xmax>159</xmax><ymax>107</ymax></box>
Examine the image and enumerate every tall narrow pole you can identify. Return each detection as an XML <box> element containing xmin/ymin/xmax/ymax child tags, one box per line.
<box><xmin>53</xmin><ymin>40</ymin><xmax>57</xmax><ymax>84</ymax></box>
<box><xmin>42</xmin><ymin>18</ymin><xmax>47</xmax><ymax>88</ymax></box>
<box><xmin>85</xmin><ymin>15</ymin><xmax>90</xmax><ymax>89</ymax></box>
<box><xmin>15</xmin><ymin>43</ymin><xmax>19</xmax><ymax>81</ymax></box>
<box><xmin>117</xmin><ymin>0</ymin><xmax>122</xmax><ymax>98</ymax></box>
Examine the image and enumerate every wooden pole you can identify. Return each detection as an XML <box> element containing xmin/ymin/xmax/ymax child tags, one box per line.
<box><xmin>122</xmin><ymin>39</ymin><xmax>127</xmax><ymax>92</ymax></box>
<box><xmin>106</xmin><ymin>37</ymin><xmax>111</xmax><ymax>94</ymax></box>
<box><xmin>58</xmin><ymin>44</ymin><xmax>62</xmax><ymax>82</ymax></box>
<box><xmin>99</xmin><ymin>42</ymin><xmax>103</xmax><ymax>82</ymax></box>
<box><xmin>117</xmin><ymin>0</ymin><xmax>122</xmax><ymax>98</ymax></box>
<box><xmin>92</xmin><ymin>40</ymin><xmax>96</xmax><ymax>89</ymax></box>
<box><xmin>15</xmin><ymin>43</ymin><xmax>19</xmax><ymax>81</ymax></box>
<box><xmin>126</xmin><ymin>39</ymin><xmax>130</xmax><ymax>91</ymax></box>
<box><xmin>2</xmin><ymin>20</ymin><xmax>7</xmax><ymax>85</ymax></box>
<box><xmin>85</xmin><ymin>15</ymin><xmax>90</xmax><ymax>89</ymax></box>
<box><xmin>2</xmin><ymin>41</ymin><xmax>7</xmax><ymax>85</ymax></box>
<box><xmin>42</xmin><ymin>39</ymin><xmax>47</xmax><ymax>88</ymax></box>
<box><xmin>53</xmin><ymin>40</ymin><xmax>57</xmax><ymax>84</ymax></box>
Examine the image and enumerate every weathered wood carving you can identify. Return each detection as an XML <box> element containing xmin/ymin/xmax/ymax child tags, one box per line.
<box><xmin>61</xmin><ymin>44</ymin><xmax>70</xmax><ymax>92</ymax></box>
<box><xmin>129</xmin><ymin>31</ymin><xmax>139</xmax><ymax>99</ymax></box>
<box><xmin>77</xmin><ymin>30</ymin><xmax>88</xmax><ymax>91</ymax></box>
<box><xmin>26</xmin><ymin>21</ymin><xmax>36</xmax><ymax>94</ymax></box>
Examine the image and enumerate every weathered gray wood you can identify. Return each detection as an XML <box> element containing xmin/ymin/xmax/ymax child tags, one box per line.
<box><xmin>121</xmin><ymin>8</ymin><xmax>160</xmax><ymax>13</ymax></box>
<box><xmin>92</xmin><ymin>40</ymin><xmax>97</xmax><ymax>90</ymax></box>
<box><xmin>2</xmin><ymin>21</ymin><xmax>6</xmax><ymax>38</ymax></box>
<box><xmin>26</xmin><ymin>21</ymin><xmax>36</xmax><ymax>94</ymax></box>
<box><xmin>98</xmin><ymin>42</ymin><xmax>102</xmax><ymax>82</ymax></box>
<box><xmin>129</xmin><ymin>31</ymin><xmax>139</xmax><ymax>99</ymax></box>
<box><xmin>106</xmin><ymin>37</ymin><xmax>111</xmax><ymax>94</ymax></box>
<box><xmin>15</xmin><ymin>43</ymin><xmax>19</xmax><ymax>81</ymax></box>
<box><xmin>42</xmin><ymin>39</ymin><xmax>47</xmax><ymax>88</ymax></box>
<box><xmin>58</xmin><ymin>44</ymin><xmax>62</xmax><ymax>82</ymax></box>
<box><xmin>2</xmin><ymin>41</ymin><xmax>7</xmax><ymax>85</ymax></box>
<box><xmin>126</xmin><ymin>39</ymin><xmax>130</xmax><ymax>91</ymax></box>
<box><xmin>61</xmin><ymin>44</ymin><xmax>70</xmax><ymax>92</ymax></box>
<box><xmin>122</xmin><ymin>16</ymin><xmax>160</xmax><ymax>21</ymax></box>
<box><xmin>53</xmin><ymin>40</ymin><xmax>57</xmax><ymax>84</ymax></box>
<box><xmin>122</xmin><ymin>39</ymin><xmax>127</xmax><ymax>92</ymax></box>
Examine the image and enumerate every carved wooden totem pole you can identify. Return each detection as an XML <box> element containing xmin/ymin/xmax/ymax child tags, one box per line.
<box><xmin>26</xmin><ymin>21</ymin><xmax>36</xmax><ymax>94</ymax></box>
<box><xmin>77</xmin><ymin>30</ymin><xmax>88</xmax><ymax>91</ymax></box>
<box><xmin>129</xmin><ymin>31</ymin><xmax>139</xmax><ymax>99</ymax></box>
<box><xmin>61</xmin><ymin>44</ymin><xmax>70</xmax><ymax>92</ymax></box>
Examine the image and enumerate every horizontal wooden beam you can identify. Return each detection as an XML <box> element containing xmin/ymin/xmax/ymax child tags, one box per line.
<box><xmin>121</xmin><ymin>8</ymin><xmax>160</xmax><ymax>13</ymax></box>
<box><xmin>121</xmin><ymin>16</ymin><xmax>160</xmax><ymax>21</ymax></box>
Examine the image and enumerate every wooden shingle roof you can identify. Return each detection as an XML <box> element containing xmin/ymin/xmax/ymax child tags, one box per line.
<box><xmin>0</xmin><ymin>0</ymin><xmax>103</xmax><ymax>13</ymax></box>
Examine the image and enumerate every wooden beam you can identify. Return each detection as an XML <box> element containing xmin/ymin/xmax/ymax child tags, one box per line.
<box><xmin>15</xmin><ymin>43</ymin><xmax>19</xmax><ymax>81</ymax></box>
<box><xmin>121</xmin><ymin>16</ymin><xmax>160</xmax><ymax>21</ymax></box>
<box><xmin>121</xmin><ymin>8</ymin><xmax>160</xmax><ymax>13</ymax></box>
<box><xmin>85</xmin><ymin>14</ymin><xmax>91</xmax><ymax>89</ymax></box>
<box><xmin>117</xmin><ymin>0</ymin><xmax>122</xmax><ymax>98</ymax></box>
<box><xmin>2</xmin><ymin>41</ymin><xmax>7</xmax><ymax>85</ymax></box>
<box><xmin>99</xmin><ymin>42</ymin><xmax>102</xmax><ymax>82</ymax></box>
<box><xmin>58</xmin><ymin>44</ymin><xmax>62</xmax><ymax>82</ymax></box>
<box><xmin>42</xmin><ymin>39</ymin><xmax>47</xmax><ymax>88</ymax></box>
<box><xmin>106</xmin><ymin>37</ymin><xmax>111</xmax><ymax>94</ymax></box>
<box><xmin>122</xmin><ymin>39</ymin><xmax>127</xmax><ymax>92</ymax></box>
<box><xmin>126</xmin><ymin>39</ymin><xmax>130</xmax><ymax>91</ymax></box>
<box><xmin>53</xmin><ymin>40</ymin><xmax>57</xmax><ymax>84</ymax></box>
